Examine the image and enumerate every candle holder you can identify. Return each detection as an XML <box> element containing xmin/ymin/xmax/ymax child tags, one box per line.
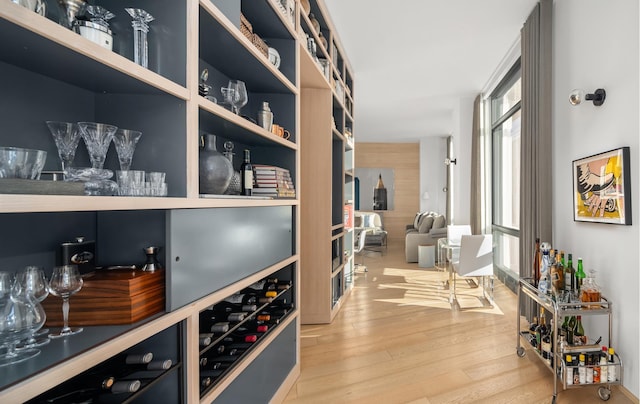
<box><xmin>126</xmin><ymin>8</ymin><xmax>154</xmax><ymax>68</ymax></box>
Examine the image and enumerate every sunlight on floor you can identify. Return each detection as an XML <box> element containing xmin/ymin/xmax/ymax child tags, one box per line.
<box><xmin>376</xmin><ymin>266</ymin><xmax>504</xmax><ymax>315</ymax></box>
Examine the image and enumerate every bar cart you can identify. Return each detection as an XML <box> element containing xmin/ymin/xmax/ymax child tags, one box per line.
<box><xmin>516</xmin><ymin>278</ymin><xmax>623</xmax><ymax>403</ymax></box>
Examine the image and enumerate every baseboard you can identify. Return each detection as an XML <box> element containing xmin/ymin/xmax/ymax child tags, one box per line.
<box><xmin>617</xmin><ymin>385</ymin><xmax>639</xmax><ymax>403</ymax></box>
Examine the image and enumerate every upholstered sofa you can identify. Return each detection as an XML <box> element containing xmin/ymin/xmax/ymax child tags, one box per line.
<box><xmin>405</xmin><ymin>211</ymin><xmax>447</xmax><ymax>262</ymax></box>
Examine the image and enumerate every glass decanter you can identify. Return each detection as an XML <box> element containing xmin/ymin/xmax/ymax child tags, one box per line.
<box><xmin>580</xmin><ymin>269</ymin><xmax>602</xmax><ymax>308</ymax></box>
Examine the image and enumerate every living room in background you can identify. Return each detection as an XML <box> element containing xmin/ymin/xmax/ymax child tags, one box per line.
<box><xmin>491</xmin><ymin>60</ymin><xmax>521</xmax><ymax>284</ymax></box>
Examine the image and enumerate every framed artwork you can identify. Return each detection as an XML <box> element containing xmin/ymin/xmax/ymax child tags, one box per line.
<box><xmin>573</xmin><ymin>147</ymin><xmax>631</xmax><ymax>225</ymax></box>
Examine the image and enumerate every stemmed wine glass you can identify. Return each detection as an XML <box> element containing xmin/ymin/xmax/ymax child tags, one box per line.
<box><xmin>113</xmin><ymin>129</ymin><xmax>142</xmax><ymax>171</ymax></box>
<box><xmin>77</xmin><ymin>122</ymin><xmax>118</xmax><ymax>170</ymax></box>
<box><xmin>45</xmin><ymin>121</ymin><xmax>82</xmax><ymax>174</ymax></box>
<box><xmin>229</xmin><ymin>80</ymin><xmax>248</xmax><ymax>115</ymax></box>
<box><xmin>48</xmin><ymin>265</ymin><xmax>83</xmax><ymax>338</ymax></box>
<box><xmin>15</xmin><ymin>266</ymin><xmax>50</xmax><ymax>348</ymax></box>
<box><xmin>0</xmin><ymin>272</ymin><xmax>43</xmax><ymax>366</ymax></box>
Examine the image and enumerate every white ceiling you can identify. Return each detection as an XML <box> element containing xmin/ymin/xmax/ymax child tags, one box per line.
<box><xmin>323</xmin><ymin>0</ymin><xmax>538</xmax><ymax>143</ymax></box>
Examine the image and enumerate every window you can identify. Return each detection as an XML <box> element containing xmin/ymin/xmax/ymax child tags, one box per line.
<box><xmin>491</xmin><ymin>62</ymin><xmax>521</xmax><ymax>280</ymax></box>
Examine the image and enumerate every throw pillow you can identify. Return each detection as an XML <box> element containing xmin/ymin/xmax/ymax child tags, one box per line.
<box><xmin>363</xmin><ymin>214</ymin><xmax>376</xmax><ymax>228</ymax></box>
<box><xmin>432</xmin><ymin>215</ymin><xmax>446</xmax><ymax>229</ymax></box>
<box><xmin>418</xmin><ymin>216</ymin><xmax>434</xmax><ymax>233</ymax></box>
<box><xmin>413</xmin><ymin>212</ymin><xmax>422</xmax><ymax>229</ymax></box>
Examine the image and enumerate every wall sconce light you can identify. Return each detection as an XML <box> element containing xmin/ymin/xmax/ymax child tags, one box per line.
<box><xmin>569</xmin><ymin>88</ymin><xmax>606</xmax><ymax>106</ymax></box>
<box><xmin>444</xmin><ymin>158</ymin><xmax>457</xmax><ymax>166</ymax></box>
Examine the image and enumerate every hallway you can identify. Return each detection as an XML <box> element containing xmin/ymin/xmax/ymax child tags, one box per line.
<box><xmin>284</xmin><ymin>241</ymin><xmax>635</xmax><ymax>404</ymax></box>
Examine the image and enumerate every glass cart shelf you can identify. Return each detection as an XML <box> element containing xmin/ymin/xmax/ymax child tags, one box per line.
<box><xmin>516</xmin><ymin>278</ymin><xmax>623</xmax><ymax>403</ymax></box>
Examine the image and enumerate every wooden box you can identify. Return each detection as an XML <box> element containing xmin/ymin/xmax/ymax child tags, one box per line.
<box><xmin>42</xmin><ymin>268</ymin><xmax>165</xmax><ymax>326</ymax></box>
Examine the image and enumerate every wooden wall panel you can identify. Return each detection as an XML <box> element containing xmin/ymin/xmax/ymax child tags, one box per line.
<box><xmin>355</xmin><ymin>143</ymin><xmax>419</xmax><ymax>241</ymax></box>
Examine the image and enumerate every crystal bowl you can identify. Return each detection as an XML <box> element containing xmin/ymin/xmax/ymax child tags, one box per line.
<box><xmin>0</xmin><ymin>147</ymin><xmax>47</xmax><ymax>180</ymax></box>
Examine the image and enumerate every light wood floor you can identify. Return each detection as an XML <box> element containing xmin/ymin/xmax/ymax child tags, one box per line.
<box><xmin>284</xmin><ymin>241</ymin><xmax>637</xmax><ymax>404</ymax></box>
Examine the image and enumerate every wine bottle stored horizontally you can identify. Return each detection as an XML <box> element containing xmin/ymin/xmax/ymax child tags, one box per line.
<box><xmin>240</xmin><ymin>149</ymin><xmax>253</xmax><ymax>196</ymax></box>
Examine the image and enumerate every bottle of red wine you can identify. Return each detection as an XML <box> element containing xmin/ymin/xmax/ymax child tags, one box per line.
<box><xmin>240</xmin><ymin>149</ymin><xmax>253</xmax><ymax>196</ymax></box>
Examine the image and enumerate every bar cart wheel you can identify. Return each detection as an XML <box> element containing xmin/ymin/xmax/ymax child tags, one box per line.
<box><xmin>516</xmin><ymin>346</ymin><xmax>526</xmax><ymax>357</ymax></box>
<box><xmin>598</xmin><ymin>387</ymin><xmax>611</xmax><ymax>401</ymax></box>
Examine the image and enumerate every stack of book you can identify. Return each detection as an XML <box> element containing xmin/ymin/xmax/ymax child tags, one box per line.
<box><xmin>253</xmin><ymin>164</ymin><xmax>296</xmax><ymax>198</ymax></box>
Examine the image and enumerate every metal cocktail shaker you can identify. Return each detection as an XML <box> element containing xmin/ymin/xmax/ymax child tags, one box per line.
<box><xmin>257</xmin><ymin>102</ymin><xmax>273</xmax><ymax>132</ymax></box>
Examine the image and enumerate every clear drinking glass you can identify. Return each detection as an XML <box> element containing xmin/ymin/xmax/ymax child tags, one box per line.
<box><xmin>126</xmin><ymin>8</ymin><xmax>154</xmax><ymax>68</ymax></box>
<box><xmin>45</xmin><ymin>121</ymin><xmax>81</xmax><ymax>173</ymax></box>
<box><xmin>47</xmin><ymin>265</ymin><xmax>83</xmax><ymax>338</ymax></box>
<box><xmin>113</xmin><ymin>129</ymin><xmax>142</xmax><ymax>171</ymax></box>
<box><xmin>227</xmin><ymin>80</ymin><xmax>248</xmax><ymax>115</ymax></box>
<box><xmin>77</xmin><ymin>122</ymin><xmax>118</xmax><ymax>170</ymax></box>
<box><xmin>15</xmin><ymin>266</ymin><xmax>50</xmax><ymax>348</ymax></box>
<box><xmin>0</xmin><ymin>272</ymin><xmax>43</xmax><ymax>366</ymax></box>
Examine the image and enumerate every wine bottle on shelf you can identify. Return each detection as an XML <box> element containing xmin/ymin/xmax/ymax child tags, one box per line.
<box><xmin>575</xmin><ymin>258</ymin><xmax>586</xmax><ymax>290</ymax></box>
<box><xmin>600</xmin><ymin>346</ymin><xmax>608</xmax><ymax>382</ymax></box>
<box><xmin>240</xmin><ymin>149</ymin><xmax>253</xmax><ymax>196</ymax></box>
<box><xmin>200</xmin><ymin>333</ymin><xmax>213</xmax><ymax>347</ymax></box>
<box><xmin>210</xmin><ymin>300</ymin><xmax>258</xmax><ymax>314</ymax></box>
<box><xmin>201</xmin><ymin>361</ymin><xmax>232</xmax><ymax>371</ymax></box>
<box><xmin>566</xmin><ymin>354</ymin><xmax>574</xmax><ymax>385</ymax></box>
<box><xmin>574</xmin><ymin>315</ymin><xmax>585</xmax><ymax>344</ymax></box>
<box><xmin>566</xmin><ymin>316</ymin><xmax>576</xmax><ymax>345</ymax></box>
<box><xmin>527</xmin><ymin>316</ymin><xmax>538</xmax><ymax>347</ymax></box>
<box><xmin>533</xmin><ymin>238</ymin><xmax>541</xmax><ymax>286</ymax></box>
<box><xmin>534</xmin><ymin>308</ymin><xmax>547</xmax><ymax>353</ymax></box>
<box><xmin>566</xmin><ymin>253</ymin><xmax>576</xmax><ymax>291</ymax></box>
<box><xmin>200</xmin><ymin>376</ymin><xmax>213</xmax><ymax>392</ymax></box>
<box><xmin>578</xmin><ymin>354</ymin><xmax>586</xmax><ymax>384</ymax></box>
<box><xmin>223</xmin><ymin>333</ymin><xmax>258</xmax><ymax>343</ymax></box>
<box><xmin>552</xmin><ymin>249</ymin><xmax>566</xmax><ymax>295</ymax></box>
<box><xmin>127</xmin><ymin>359</ymin><xmax>173</xmax><ymax>371</ymax></box>
<box><xmin>593</xmin><ymin>353</ymin><xmax>601</xmax><ymax>383</ymax></box>
<box><xmin>124</xmin><ymin>352</ymin><xmax>154</xmax><ymax>365</ymax></box>
<box><xmin>608</xmin><ymin>347</ymin><xmax>617</xmax><ymax>382</ymax></box>
<box><xmin>224</xmin><ymin>292</ymin><xmax>273</xmax><ymax>305</ymax></box>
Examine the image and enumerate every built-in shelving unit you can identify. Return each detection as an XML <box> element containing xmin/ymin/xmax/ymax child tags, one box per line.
<box><xmin>0</xmin><ymin>0</ymin><xmax>316</xmax><ymax>402</ymax></box>
<box><xmin>299</xmin><ymin>0</ymin><xmax>355</xmax><ymax>324</ymax></box>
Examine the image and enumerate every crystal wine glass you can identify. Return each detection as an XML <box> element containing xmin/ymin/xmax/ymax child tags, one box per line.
<box><xmin>48</xmin><ymin>265</ymin><xmax>83</xmax><ymax>338</ymax></box>
<box><xmin>113</xmin><ymin>128</ymin><xmax>142</xmax><ymax>171</ymax></box>
<box><xmin>77</xmin><ymin>122</ymin><xmax>118</xmax><ymax>170</ymax></box>
<box><xmin>227</xmin><ymin>80</ymin><xmax>248</xmax><ymax>115</ymax></box>
<box><xmin>0</xmin><ymin>272</ymin><xmax>43</xmax><ymax>366</ymax></box>
<box><xmin>45</xmin><ymin>121</ymin><xmax>81</xmax><ymax>173</ymax></box>
<box><xmin>15</xmin><ymin>267</ymin><xmax>50</xmax><ymax>348</ymax></box>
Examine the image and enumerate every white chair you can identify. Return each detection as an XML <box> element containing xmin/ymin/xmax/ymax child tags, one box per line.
<box><xmin>451</xmin><ymin>234</ymin><xmax>494</xmax><ymax>306</ymax></box>
<box><xmin>354</xmin><ymin>228</ymin><xmax>369</xmax><ymax>272</ymax></box>
<box><xmin>437</xmin><ymin>224</ymin><xmax>472</xmax><ymax>270</ymax></box>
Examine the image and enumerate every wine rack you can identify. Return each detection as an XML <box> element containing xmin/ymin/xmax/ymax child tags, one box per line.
<box><xmin>198</xmin><ymin>265</ymin><xmax>295</xmax><ymax>400</ymax></box>
<box><xmin>26</xmin><ymin>323</ymin><xmax>183</xmax><ymax>403</ymax></box>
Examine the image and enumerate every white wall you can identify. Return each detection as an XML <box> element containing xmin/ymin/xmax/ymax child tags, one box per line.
<box><xmin>553</xmin><ymin>0</ymin><xmax>639</xmax><ymax>397</ymax></box>
<box><xmin>451</xmin><ymin>96</ymin><xmax>475</xmax><ymax>225</ymax></box>
<box><xmin>419</xmin><ymin>137</ymin><xmax>448</xmax><ymax>215</ymax></box>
